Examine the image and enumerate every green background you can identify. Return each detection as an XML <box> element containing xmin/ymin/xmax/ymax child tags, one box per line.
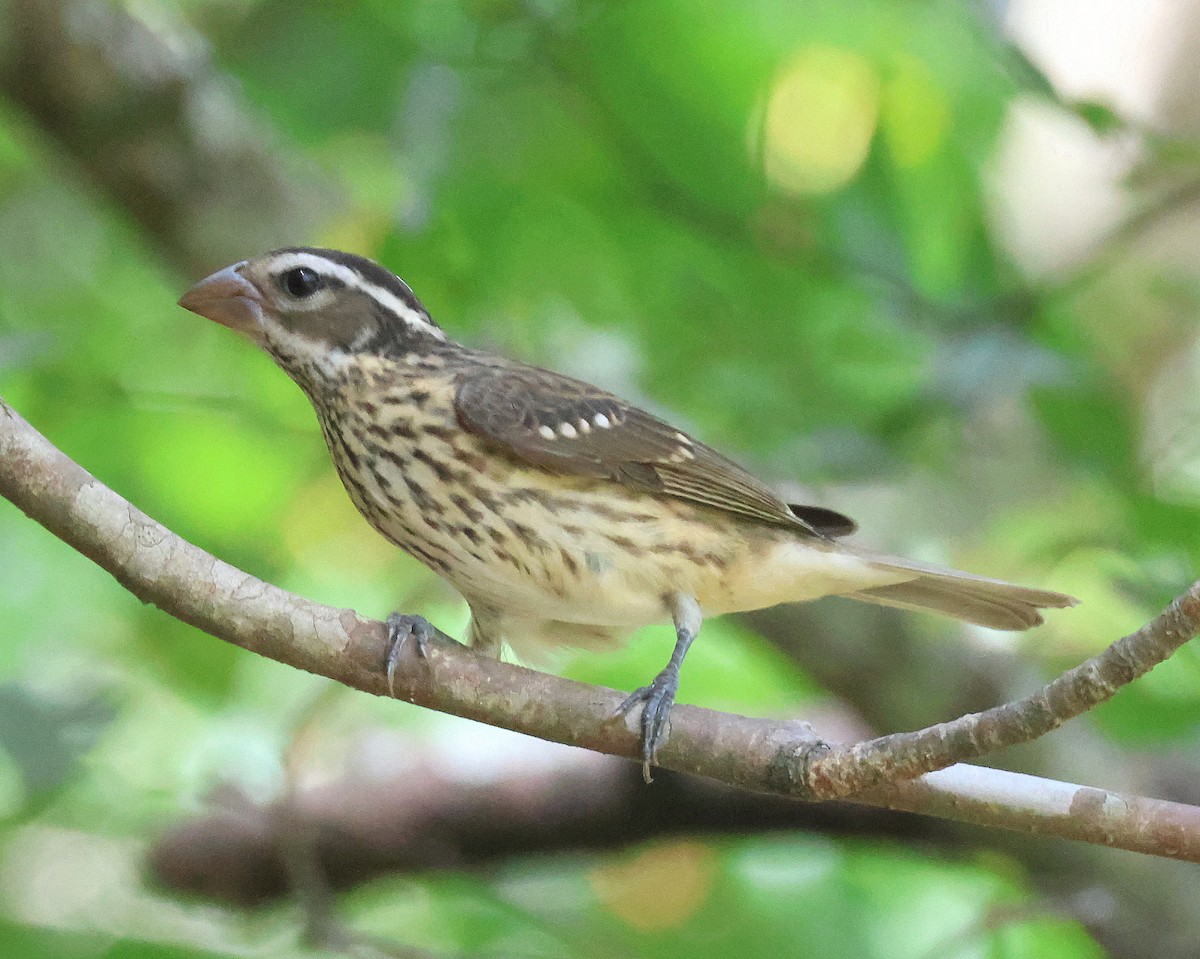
<box><xmin>1</xmin><ymin>0</ymin><xmax>1198</xmax><ymax>957</ymax></box>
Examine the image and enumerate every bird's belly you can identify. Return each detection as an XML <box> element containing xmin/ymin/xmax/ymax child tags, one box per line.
<box><xmin>437</xmin><ymin>506</ymin><xmax>813</xmax><ymax>630</ymax></box>
<box><xmin>323</xmin><ymin>419</ymin><xmax>894</xmax><ymax>632</ymax></box>
<box><xmin>444</xmin><ymin>514</ymin><xmax>906</xmax><ymax>628</ymax></box>
<box><xmin>446</xmin><ymin>525</ymin><xmax>681</xmax><ymax>628</ymax></box>
<box><xmin>324</xmin><ymin>445</ymin><xmax>668</xmax><ymax>625</ymax></box>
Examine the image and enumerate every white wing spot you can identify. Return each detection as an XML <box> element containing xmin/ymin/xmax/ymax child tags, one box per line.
<box><xmin>594</xmin><ymin>413</ymin><xmax>611</xmax><ymax>429</ymax></box>
<box><xmin>538</xmin><ymin>425</ymin><xmax>556</xmax><ymax>440</ymax></box>
<box><xmin>560</xmin><ymin>423</ymin><xmax>578</xmax><ymax>438</ymax></box>
<box><xmin>577</xmin><ymin>418</ymin><xmax>591</xmax><ymax>433</ymax></box>
<box><xmin>674</xmin><ymin>432</ymin><xmax>691</xmax><ymax>445</ymax></box>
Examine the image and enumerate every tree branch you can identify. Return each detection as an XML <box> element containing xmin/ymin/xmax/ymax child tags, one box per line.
<box><xmin>4</xmin><ymin>393</ymin><xmax>1200</xmax><ymax>859</ymax></box>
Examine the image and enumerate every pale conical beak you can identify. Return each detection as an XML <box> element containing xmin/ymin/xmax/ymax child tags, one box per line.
<box><xmin>177</xmin><ymin>262</ymin><xmax>264</xmax><ymax>335</ymax></box>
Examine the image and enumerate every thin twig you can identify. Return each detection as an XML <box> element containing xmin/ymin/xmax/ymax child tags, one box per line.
<box><xmin>3</xmin><ymin>395</ymin><xmax>1200</xmax><ymax>860</ymax></box>
<box><xmin>800</xmin><ymin>585</ymin><xmax>1200</xmax><ymax>797</ymax></box>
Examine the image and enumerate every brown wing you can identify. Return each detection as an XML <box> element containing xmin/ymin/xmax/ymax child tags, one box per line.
<box><xmin>454</xmin><ymin>364</ymin><xmax>855</xmax><ymax>538</ymax></box>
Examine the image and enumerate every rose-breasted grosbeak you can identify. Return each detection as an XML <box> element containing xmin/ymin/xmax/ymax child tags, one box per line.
<box><xmin>179</xmin><ymin>248</ymin><xmax>1076</xmax><ymax>780</ymax></box>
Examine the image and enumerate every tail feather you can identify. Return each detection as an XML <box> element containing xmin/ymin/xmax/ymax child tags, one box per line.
<box><xmin>845</xmin><ymin>551</ymin><xmax>1078</xmax><ymax>631</ymax></box>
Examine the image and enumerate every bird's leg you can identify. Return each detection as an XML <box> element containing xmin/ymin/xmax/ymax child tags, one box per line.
<box><xmin>383</xmin><ymin>613</ymin><xmax>436</xmax><ymax>696</ymax></box>
<box><xmin>465</xmin><ymin>612</ymin><xmax>504</xmax><ymax>659</ymax></box>
<box><xmin>617</xmin><ymin>594</ymin><xmax>702</xmax><ymax>783</ymax></box>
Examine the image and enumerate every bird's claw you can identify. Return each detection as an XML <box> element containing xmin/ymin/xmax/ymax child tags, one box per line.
<box><xmin>384</xmin><ymin>613</ymin><xmax>435</xmax><ymax>697</ymax></box>
<box><xmin>617</xmin><ymin>666</ymin><xmax>680</xmax><ymax>783</ymax></box>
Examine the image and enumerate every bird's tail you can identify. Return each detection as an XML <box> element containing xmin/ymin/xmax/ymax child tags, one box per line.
<box><xmin>843</xmin><ymin>549</ymin><xmax>1077</xmax><ymax>631</ymax></box>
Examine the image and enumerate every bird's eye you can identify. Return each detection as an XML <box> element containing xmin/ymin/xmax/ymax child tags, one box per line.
<box><xmin>280</xmin><ymin>267</ymin><xmax>323</xmax><ymax>298</ymax></box>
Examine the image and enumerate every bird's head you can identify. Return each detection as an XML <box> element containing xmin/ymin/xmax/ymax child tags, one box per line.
<box><xmin>178</xmin><ymin>248</ymin><xmax>445</xmax><ymax>376</ymax></box>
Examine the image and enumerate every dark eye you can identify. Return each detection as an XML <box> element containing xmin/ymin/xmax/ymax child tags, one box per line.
<box><xmin>280</xmin><ymin>266</ymin><xmax>323</xmax><ymax>298</ymax></box>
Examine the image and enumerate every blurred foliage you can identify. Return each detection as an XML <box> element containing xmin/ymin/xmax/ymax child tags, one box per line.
<box><xmin>2</xmin><ymin>0</ymin><xmax>1200</xmax><ymax>956</ymax></box>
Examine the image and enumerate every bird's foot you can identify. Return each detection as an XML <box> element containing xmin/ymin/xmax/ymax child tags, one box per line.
<box><xmin>384</xmin><ymin>613</ymin><xmax>435</xmax><ymax>697</ymax></box>
<box><xmin>617</xmin><ymin>665</ymin><xmax>680</xmax><ymax>784</ymax></box>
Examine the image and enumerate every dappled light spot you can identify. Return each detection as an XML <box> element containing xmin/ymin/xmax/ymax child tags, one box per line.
<box><xmin>588</xmin><ymin>840</ymin><xmax>716</xmax><ymax>930</ymax></box>
<box><xmin>755</xmin><ymin>45</ymin><xmax>880</xmax><ymax>195</ymax></box>
<box><xmin>880</xmin><ymin>55</ymin><xmax>950</xmax><ymax>169</ymax></box>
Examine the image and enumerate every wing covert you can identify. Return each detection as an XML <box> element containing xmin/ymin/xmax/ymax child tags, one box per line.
<box><xmin>454</xmin><ymin>364</ymin><xmax>851</xmax><ymax>537</ymax></box>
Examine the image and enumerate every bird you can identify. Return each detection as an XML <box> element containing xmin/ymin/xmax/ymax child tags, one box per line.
<box><xmin>178</xmin><ymin>247</ymin><xmax>1078</xmax><ymax>781</ymax></box>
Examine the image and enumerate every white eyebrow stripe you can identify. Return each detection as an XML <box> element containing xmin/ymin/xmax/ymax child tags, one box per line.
<box><xmin>355</xmin><ymin>278</ymin><xmax>446</xmax><ymax>340</ymax></box>
<box><xmin>267</xmin><ymin>251</ymin><xmax>446</xmax><ymax>340</ymax></box>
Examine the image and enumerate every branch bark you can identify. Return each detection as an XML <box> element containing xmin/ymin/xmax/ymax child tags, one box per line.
<box><xmin>3</xmin><ymin>393</ymin><xmax>1200</xmax><ymax>860</ymax></box>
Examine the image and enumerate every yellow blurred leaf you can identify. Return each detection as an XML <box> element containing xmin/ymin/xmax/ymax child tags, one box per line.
<box><xmin>757</xmin><ymin>45</ymin><xmax>879</xmax><ymax>195</ymax></box>
<box><xmin>589</xmin><ymin>840</ymin><xmax>716</xmax><ymax>931</ymax></box>
<box><xmin>282</xmin><ymin>471</ymin><xmax>397</xmax><ymax>575</ymax></box>
<box><xmin>880</xmin><ymin>55</ymin><xmax>950</xmax><ymax>169</ymax></box>
<box><xmin>1037</xmin><ymin>548</ymin><xmax>1150</xmax><ymax>656</ymax></box>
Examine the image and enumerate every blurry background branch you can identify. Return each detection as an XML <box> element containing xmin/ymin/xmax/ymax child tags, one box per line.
<box><xmin>146</xmin><ymin>737</ymin><xmax>1200</xmax><ymax>909</ymax></box>
<box><xmin>0</xmin><ymin>0</ymin><xmax>343</xmax><ymax>275</ymax></box>
<box><xmin>151</xmin><ymin>749</ymin><xmax>934</xmax><ymax>908</ymax></box>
